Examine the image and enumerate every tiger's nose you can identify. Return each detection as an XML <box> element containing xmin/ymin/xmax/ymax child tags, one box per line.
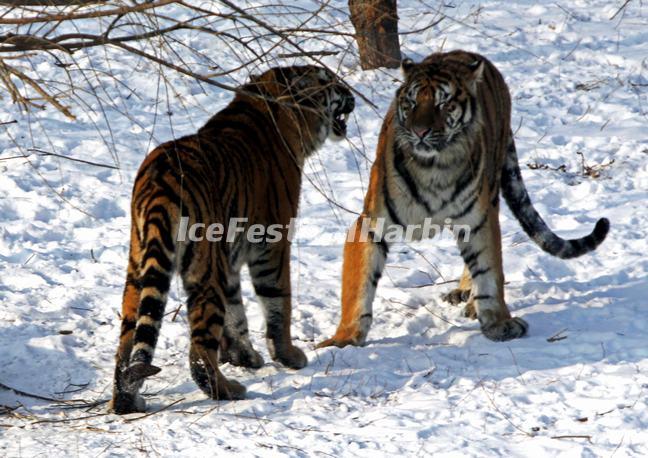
<box><xmin>413</xmin><ymin>127</ymin><xmax>430</xmax><ymax>139</ymax></box>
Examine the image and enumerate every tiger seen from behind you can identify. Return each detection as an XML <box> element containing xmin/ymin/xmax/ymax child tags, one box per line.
<box><xmin>110</xmin><ymin>65</ymin><xmax>355</xmax><ymax>414</ymax></box>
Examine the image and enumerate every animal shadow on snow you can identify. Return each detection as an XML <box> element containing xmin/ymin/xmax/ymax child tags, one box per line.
<box><xmin>163</xmin><ymin>272</ymin><xmax>647</xmax><ymax>412</ymax></box>
<box><xmin>309</xmin><ymin>272</ymin><xmax>648</xmax><ymax>397</ymax></box>
<box><xmin>0</xmin><ymin>322</ymin><xmax>99</xmax><ymax>411</ymax></box>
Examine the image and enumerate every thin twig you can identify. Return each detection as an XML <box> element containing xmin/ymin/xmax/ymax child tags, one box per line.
<box><xmin>507</xmin><ymin>347</ymin><xmax>526</xmax><ymax>385</ymax></box>
<box><xmin>277</xmin><ymin>50</ymin><xmax>339</xmax><ymax>58</ymax></box>
<box><xmin>124</xmin><ymin>397</ymin><xmax>185</xmax><ymax>422</ymax></box>
<box><xmin>551</xmin><ymin>435</ymin><xmax>593</xmax><ymax>442</ymax></box>
<box><xmin>610</xmin><ymin>0</ymin><xmax>632</xmax><ymax>20</ymax></box>
<box><xmin>27</xmin><ymin>148</ymin><xmax>120</xmax><ymax>169</ymax></box>
<box><xmin>480</xmin><ymin>382</ymin><xmax>534</xmax><ymax>437</ymax></box>
<box><xmin>404</xmin><ymin>278</ymin><xmax>459</xmax><ymax>288</ymax></box>
<box><xmin>547</xmin><ymin>328</ymin><xmax>568</xmax><ymax>343</ymax></box>
<box><xmin>30</xmin><ymin>412</ymin><xmax>109</xmax><ymax>425</ymax></box>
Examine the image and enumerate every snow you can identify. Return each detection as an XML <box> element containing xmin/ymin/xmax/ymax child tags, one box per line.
<box><xmin>1</xmin><ymin>0</ymin><xmax>647</xmax><ymax>456</ymax></box>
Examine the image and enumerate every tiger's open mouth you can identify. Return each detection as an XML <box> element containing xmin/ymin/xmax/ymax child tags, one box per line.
<box><xmin>329</xmin><ymin>89</ymin><xmax>355</xmax><ymax>139</ymax></box>
<box><xmin>332</xmin><ymin>111</ymin><xmax>350</xmax><ymax>137</ymax></box>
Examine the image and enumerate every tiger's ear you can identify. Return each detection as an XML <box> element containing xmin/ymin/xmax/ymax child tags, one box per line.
<box><xmin>467</xmin><ymin>59</ymin><xmax>485</xmax><ymax>92</ymax></box>
<box><xmin>401</xmin><ymin>58</ymin><xmax>416</xmax><ymax>77</ymax></box>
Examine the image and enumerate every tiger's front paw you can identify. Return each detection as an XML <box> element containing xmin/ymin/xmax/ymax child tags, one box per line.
<box><xmin>220</xmin><ymin>343</ymin><xmax>264</xmax><ymax>369</ymax></box>
<box><xmin>316</xmin><ymin>326</ymin><xmax>367</xmax><ymax>349</ymax></box>
<box><xmin>316</xmin><ymin>323</ymin><xmax>368</xmax><ymax>349</ymax></box>
<box><xmin>271</xmin><ymin>344</ymin><xmax>307</xmax><ymax>369</ymax></box>
<box><xmin>481</xmin><ymin>317</ymin><xmax>528</xmax><ymax>342</ymax></box>
<box><xmin>316</xmin><ymin>336</ymin><xmax>358</xmax><ymax>349</ymax></box>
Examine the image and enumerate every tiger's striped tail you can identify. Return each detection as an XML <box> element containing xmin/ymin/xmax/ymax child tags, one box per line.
<box><xmin>121</xmin><ymin>215</ymin><xmax>176</xmax><ymax>392</ymax></box>
<box><xmin>501</xmin><ymin>134</ymin><xmax>609</xmax><ymax>259</ymax></box>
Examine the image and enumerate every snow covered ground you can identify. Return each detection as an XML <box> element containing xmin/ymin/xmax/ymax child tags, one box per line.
<box><xmin>1</xmin><ymin>1</ymin><xmax>647</xmax><ymax>456</ymax></box>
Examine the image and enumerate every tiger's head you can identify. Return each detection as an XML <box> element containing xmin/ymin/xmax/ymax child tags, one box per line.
<box><xmin>394</xmin><ymin>56</ymin><xmax>485</xmax><ymax>163</ymax></box>
<box><xmin>245</xmin><ymin>65</ymin><xmax>355</xmax><ymax>149</ymax></box>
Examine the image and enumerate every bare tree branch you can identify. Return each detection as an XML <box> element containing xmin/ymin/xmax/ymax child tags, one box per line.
<box><xmin>0</xmin><ymin>1</ymin><xmax>104</xmax><ymax>5</ymax></box>
<box><xmin>0</xmin><ymin>1</ymin><xmax>178</xmax><ymax>25</ymax></box>
<box><xmin>0</xmin><ymin>0</ymin><xmax>371</xmax><ymax>120</ymax></box>
<box><xmin>0</xmin><ymin>0</ymin><xmax>373</xmax><ymax>219</ymax></box>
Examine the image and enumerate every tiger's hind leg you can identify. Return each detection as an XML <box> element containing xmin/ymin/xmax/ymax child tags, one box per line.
<box><xmin>456</xmin><ymin>202</ymin><xmax>527</xmax><ymax>341</ymax></box>
<box><xmin>110</xmin><ymin>224</ymin><xmax>172</xmax><ymax>414</ymax></box>
<box><xmin>219</xmin><ymin>274</ymin><xmax>264</xmax><ymax>369</ymax></box>
<box><xmin>442</xmin><ymin>266</ymin><xmax>476</xmax><ymax>319</ymax></box>
<box><xmin>109</xmin><ymin>237</ymin><xmax>145</xmax><ymax>414</ymax></box>
<box><xmin>185</xmin><ymin>281</ymin><xmax>246</xmax><ymax>400</ymax></box>
<box><xmin>249</xmin><ymin>241</ymin><xmax>306</xmax><ymax>369</ymax></box>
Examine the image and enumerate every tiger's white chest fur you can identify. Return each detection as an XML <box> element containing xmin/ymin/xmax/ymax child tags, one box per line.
<box><xmin>385</xmin><ymin>135</ymin><xmax>487</xmax><ymax>238</ymax></box>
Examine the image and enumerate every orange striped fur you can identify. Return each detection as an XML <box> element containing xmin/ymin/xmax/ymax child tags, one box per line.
<box><xmin>110</xmin><ymin>65</ymin><xmax>354</xmax><ymax>414</ymax></box>
<box><xmin>318</xmin><ymin>50</ymin><xmax>608</xmax><ymax>348</ymax></box>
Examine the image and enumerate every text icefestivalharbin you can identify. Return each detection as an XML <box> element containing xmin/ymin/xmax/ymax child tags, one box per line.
<box><xmin>176</xmin><ymin>216</ymin><xmax>472</xmax><ymax>243</ymax></box>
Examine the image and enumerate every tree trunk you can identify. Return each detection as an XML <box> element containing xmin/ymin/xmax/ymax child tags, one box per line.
<box><xmin>349</xmin><ymin>0</ymin><xmax>401</xmax><ymax>70</ymax></box>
